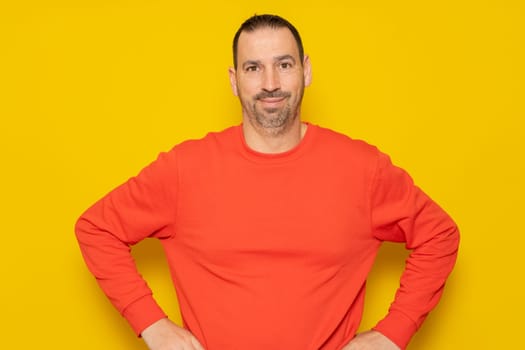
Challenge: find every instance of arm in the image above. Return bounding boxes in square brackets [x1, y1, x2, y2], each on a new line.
[366, 152, 460, 349]
[75, 150, 179, 335]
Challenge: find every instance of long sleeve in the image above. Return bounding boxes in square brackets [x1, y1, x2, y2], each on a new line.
[370, 152, 460, 349]
[75, 150, 179, 335]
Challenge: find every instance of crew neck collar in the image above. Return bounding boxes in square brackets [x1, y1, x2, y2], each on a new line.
[237, 122, 316, 163]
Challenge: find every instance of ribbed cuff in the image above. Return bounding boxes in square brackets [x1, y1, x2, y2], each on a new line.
[122, 294, 167, 336]
[373, 310, 418, 350]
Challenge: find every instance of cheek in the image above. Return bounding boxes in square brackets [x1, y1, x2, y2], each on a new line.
[283, 74, 304, 91]
[238, 76, 261, 92]
[237, 86, 254, 100]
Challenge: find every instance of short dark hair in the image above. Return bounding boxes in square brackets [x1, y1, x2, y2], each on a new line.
[232, 14, 304, 69]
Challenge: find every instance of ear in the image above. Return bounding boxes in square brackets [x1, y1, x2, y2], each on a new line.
[228, 67, 239, 96]
[303, 55, 312, 87]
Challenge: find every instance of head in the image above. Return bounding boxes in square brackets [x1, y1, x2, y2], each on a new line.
[229, 14, 312, 136]
[232, 14, 304, 70]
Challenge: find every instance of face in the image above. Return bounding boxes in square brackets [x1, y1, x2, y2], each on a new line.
[229, 27, 312, 135]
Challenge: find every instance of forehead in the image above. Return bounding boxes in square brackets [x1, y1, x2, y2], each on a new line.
[237, 27, 299, 62]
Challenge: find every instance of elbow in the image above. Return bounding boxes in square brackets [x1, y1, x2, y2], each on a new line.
[74, 214, 89, 243]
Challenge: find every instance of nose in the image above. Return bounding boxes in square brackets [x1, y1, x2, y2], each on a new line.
[262, 67, 280, 92]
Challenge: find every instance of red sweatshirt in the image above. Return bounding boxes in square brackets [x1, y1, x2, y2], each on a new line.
[75, 124, 459, 349]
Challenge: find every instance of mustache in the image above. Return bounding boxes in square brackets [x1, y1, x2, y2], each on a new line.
[254, 91, 291, 100]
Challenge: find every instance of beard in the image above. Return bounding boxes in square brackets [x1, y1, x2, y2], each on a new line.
[244, 89, 302, 135]
[254, 102, 291, 129]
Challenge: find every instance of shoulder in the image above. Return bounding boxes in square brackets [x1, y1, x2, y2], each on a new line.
[309, 123, 380, 160]
[169, 125, 240, 154]
[157, 126, 241, 171]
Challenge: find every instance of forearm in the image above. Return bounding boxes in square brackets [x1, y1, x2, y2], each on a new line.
[370, 151, 460, 348]
[75, 151, 178, 334]
[374, 216, 459, 348]
[75, 211, 167, 334]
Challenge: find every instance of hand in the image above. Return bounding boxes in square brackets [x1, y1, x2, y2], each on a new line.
[342, 330, 400, 350]
[141, 318, 205, 350]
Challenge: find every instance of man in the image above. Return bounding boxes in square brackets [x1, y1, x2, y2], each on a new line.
[76, 14, 459, 350]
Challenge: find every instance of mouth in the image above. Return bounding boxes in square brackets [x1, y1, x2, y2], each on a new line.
[255, 92, 290, 108]
[255, 90, 291, 100]
[259, 97, 286, 106]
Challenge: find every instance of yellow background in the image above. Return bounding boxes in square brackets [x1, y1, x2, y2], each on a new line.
[1, 0, 523, 349]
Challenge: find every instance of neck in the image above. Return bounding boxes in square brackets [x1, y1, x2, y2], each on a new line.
[243, 119, 307, 154]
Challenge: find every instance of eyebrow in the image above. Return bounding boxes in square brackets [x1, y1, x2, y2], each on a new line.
[242, 60, 261, 70]
[274, 54, 296, 64]
[241, 55, 297, 70]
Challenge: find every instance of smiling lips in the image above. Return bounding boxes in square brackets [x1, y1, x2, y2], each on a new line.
[255, 90, 291, 99]
[255, 91, 291, 107]
[259, 97, 286, 105]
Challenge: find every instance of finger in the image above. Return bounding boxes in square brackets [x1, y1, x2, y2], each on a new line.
[190, 336, 205, 350]
[342, 340, 356, 350]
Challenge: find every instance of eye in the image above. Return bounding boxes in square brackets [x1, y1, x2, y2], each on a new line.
[245, 65, 259, 72]
[279, 62, 293, 70]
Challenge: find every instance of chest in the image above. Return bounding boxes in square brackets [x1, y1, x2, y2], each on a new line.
[173, 156, 375, 270]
